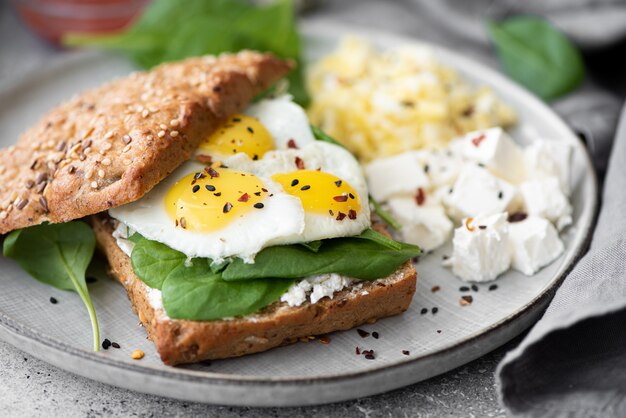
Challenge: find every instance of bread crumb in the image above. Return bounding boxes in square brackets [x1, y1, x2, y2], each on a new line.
[131, 349, 145, 360]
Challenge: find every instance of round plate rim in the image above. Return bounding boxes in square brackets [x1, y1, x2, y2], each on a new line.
[0, 22, 598, 404]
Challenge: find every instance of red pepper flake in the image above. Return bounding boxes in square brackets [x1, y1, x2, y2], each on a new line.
[357, 329, 370, 338]
[238, 193, 250, 202]
[223, 202, 233, 213]
[431, 286, 440, 293]
[207, 167, 219, 178]
[319, 335, 331, 344]
[471, 133, 486, 147]
[336, 212, 347, 221]
[295, 156, 305, 169]
[197, 155, 212, 164]
[460, 295, 473, 306]
[333, 195, 348, 202]
[348, 209, 357, 220]
[508, 212, 528, 223]
[415, 187, 426, 206]
[465, 217, 475, 232]
[363, 350, 376, 360]
[287, 139, 298, 149]
[355, 347, 361, 355]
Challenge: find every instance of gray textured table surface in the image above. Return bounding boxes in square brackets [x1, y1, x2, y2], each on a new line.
[0, 1, 520, 416]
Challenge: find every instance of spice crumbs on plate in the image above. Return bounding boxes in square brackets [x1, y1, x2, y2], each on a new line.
[489, 284, 498, 291]
[460, 295, 473, 306]
[402, 350, 410, 356]
[357, 329, 370, 338]
[319, 336, 331, 345]
[372, 332, 379, 339]
[102, 339, 111, 350]
[131, 350, 145, 360]
[49, 297, 58, 304]
[431, 286, 440, 293]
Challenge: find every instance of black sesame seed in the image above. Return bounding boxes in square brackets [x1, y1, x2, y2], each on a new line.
[86, 277, 97, 284]
[254, 191, 261, 196]
[253, 154, 259, 161]
[402, 350, 410, 356]
[254, 203, 264, 209]
[432, 307, 439, 314]
[102, 339, 111, 350]
[489, 284, 498, 291]
[247, 127, 254, 134]
[232, 117, 241, 122]
[459, 286, 470, 292]
[214, 192, 222, 197]
[365, 353, 375, 360]
[372, 332, 379, 339]
[357, 329, 370, 338]
[223, 202, 233, 213]
[349, 193, 355, 199]
[471, 284, 479, 292]
[424, 164, 430, 173]
[49, 297, 58, 304]
[300, 185, 311, 191]
[335, 180, 342, 187]
[111, 342, 121, 349]
[291, 179, 299, 187]
[420, 308, 428, 315]
[478, 225, 486, 230]
[192, 185, 200, 193]
[498, 191, 503, 199]
[205, 185, 216, 191]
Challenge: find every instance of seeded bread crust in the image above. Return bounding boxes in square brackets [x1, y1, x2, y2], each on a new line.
[0, 52, 292, 234]
[92, 215, 417, 366]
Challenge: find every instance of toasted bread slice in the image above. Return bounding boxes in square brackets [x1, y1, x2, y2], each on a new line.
[92, 215, 417, 366]
[0, 52, 291, 234]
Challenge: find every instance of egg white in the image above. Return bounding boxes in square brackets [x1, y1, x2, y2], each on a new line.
[109, 161, 305, 263]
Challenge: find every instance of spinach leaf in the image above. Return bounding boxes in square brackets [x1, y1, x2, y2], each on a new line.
[487, 17, 585, 100]
[300, 240, 323, 252]
[3, 222, 100, 351]
[162, 264, 293, 321]
[130, 237, 187, 289]
[63, 0, 310, 106]
[222, 233, 420, 281]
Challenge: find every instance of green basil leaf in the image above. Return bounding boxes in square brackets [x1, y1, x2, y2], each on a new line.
[487, 17, 585, 100]
[130, 235, 188, 290]
[3, 222, 100, 351]
[162, 265, 293, 320]
[222, 234, 420, 281]
[63, 0, 310, 106]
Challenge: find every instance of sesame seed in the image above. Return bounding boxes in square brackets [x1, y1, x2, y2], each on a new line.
[170, 130, 179, 137]
[122, 135, 132, 144]
[192, 185, 200, 193]
[39, 196, 49, 213]
[25, 180, 35, 189]
[432, 307, 439, 314]
[142, 109, 149, 118]
[158, 131, 165, 138]
[90, 181, 98, 189]
[104, 131, 114, 139]
[205, 185, 215, 191]
[291, 179, 299, 187]
[122, 144, 132, 153]
[123, 158, 132, 166]
[85, 169, 93, 179]
[300, 185, 311, 191]
[402, 350, 410, 355]
[335, 180, 342, 187]
[0, 211, 7, 219]
[223, 202, 233, 213]
[254, 203, 264, 209]
[98, 169, 105, 178]
[49, 297, 57, 304]
[15, 198, 28, 210]
[102, 158, 111, 166]
[489, 284, 498, 291]
[170, 119, 180, 127]
[102, 142, 112, 150]
[111, 342, 121, 349]
[102, 339, 111, 350]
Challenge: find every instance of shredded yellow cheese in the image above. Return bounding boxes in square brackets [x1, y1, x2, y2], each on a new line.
[307, 37, 517, 162]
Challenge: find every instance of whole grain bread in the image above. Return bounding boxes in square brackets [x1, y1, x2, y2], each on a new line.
[92, 215, 417, 366]
[0, 52, 291, 234]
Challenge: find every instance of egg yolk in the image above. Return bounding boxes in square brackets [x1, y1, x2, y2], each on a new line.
[165, 167, 268, 232]
[198, 114, 274, 160]
[272, 170, 361, 220]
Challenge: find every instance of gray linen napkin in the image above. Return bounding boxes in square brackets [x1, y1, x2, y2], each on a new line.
[308, 0, 625, 415]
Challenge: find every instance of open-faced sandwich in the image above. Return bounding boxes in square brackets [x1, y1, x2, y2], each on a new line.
[0, 52, 420, 365]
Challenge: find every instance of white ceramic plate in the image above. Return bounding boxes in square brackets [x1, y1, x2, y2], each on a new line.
[0, 23, 596, 406]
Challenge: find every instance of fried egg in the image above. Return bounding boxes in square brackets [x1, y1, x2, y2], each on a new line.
[109, 97, 370, 262]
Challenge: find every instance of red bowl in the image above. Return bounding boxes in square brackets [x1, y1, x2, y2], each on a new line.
[12, 0, 150, 45]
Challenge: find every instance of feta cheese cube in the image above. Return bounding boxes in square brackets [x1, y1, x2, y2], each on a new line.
[524, 140, 573, 195]
[451, 213, 511, 282]
[520, 177, 572, 230]
[462, 127, 525, 183]
[386, 197, 453, 252]
[414, 149, 462, 188]
[446, 165, 518, 221]
[508, 216, 564, 275]
[366, 152, 429, 201]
